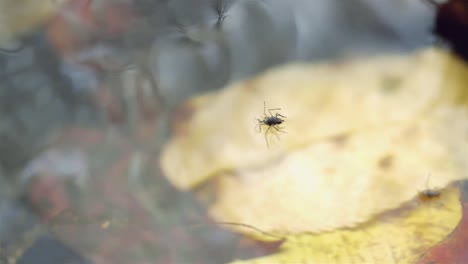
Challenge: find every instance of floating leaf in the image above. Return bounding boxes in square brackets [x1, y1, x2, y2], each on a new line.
[161, 48, 468, 234]
[228, 186, 462, 264]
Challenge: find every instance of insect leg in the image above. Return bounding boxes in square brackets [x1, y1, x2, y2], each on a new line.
[268, 108, 282, 116]
[255, 120, 264, 132]
[275, 113, 287, 118]
[215, 0, 228, 29]
[273, 125, 287, 134]
[264, 126, 272, 147]
[272, 130, 281, 141]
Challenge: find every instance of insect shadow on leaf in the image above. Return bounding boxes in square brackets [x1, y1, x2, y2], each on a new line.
[256, 101, 287, 147]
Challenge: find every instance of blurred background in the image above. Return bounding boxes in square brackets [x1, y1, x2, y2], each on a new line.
[0, 0, 438, 263]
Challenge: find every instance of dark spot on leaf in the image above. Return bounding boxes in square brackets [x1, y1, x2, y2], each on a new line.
[381, 75, 402, 94]
[330, 133, 349, 147]
[378, 154, 394, 170]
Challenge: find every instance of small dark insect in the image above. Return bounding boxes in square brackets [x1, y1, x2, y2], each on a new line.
[420, 189, 441, 199]
[256, 101, 287, 147]
[419, 174, 441, 201]
[215, 0, 228, 29]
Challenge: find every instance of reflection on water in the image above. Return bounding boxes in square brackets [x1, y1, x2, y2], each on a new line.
[0, 0, 435, 263]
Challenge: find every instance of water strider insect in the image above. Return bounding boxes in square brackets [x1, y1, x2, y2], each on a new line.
[256, 101, 287, 147]
[214, 0, 228, 29]
[420, 188, 441, 199]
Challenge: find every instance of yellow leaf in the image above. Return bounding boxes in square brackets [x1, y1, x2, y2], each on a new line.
[228, 186, 462, 264]
[161, 48, 468, 233]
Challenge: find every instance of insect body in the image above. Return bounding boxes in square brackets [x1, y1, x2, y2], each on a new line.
[420, 189, 441, 199]
[256, 101, 287, 147]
